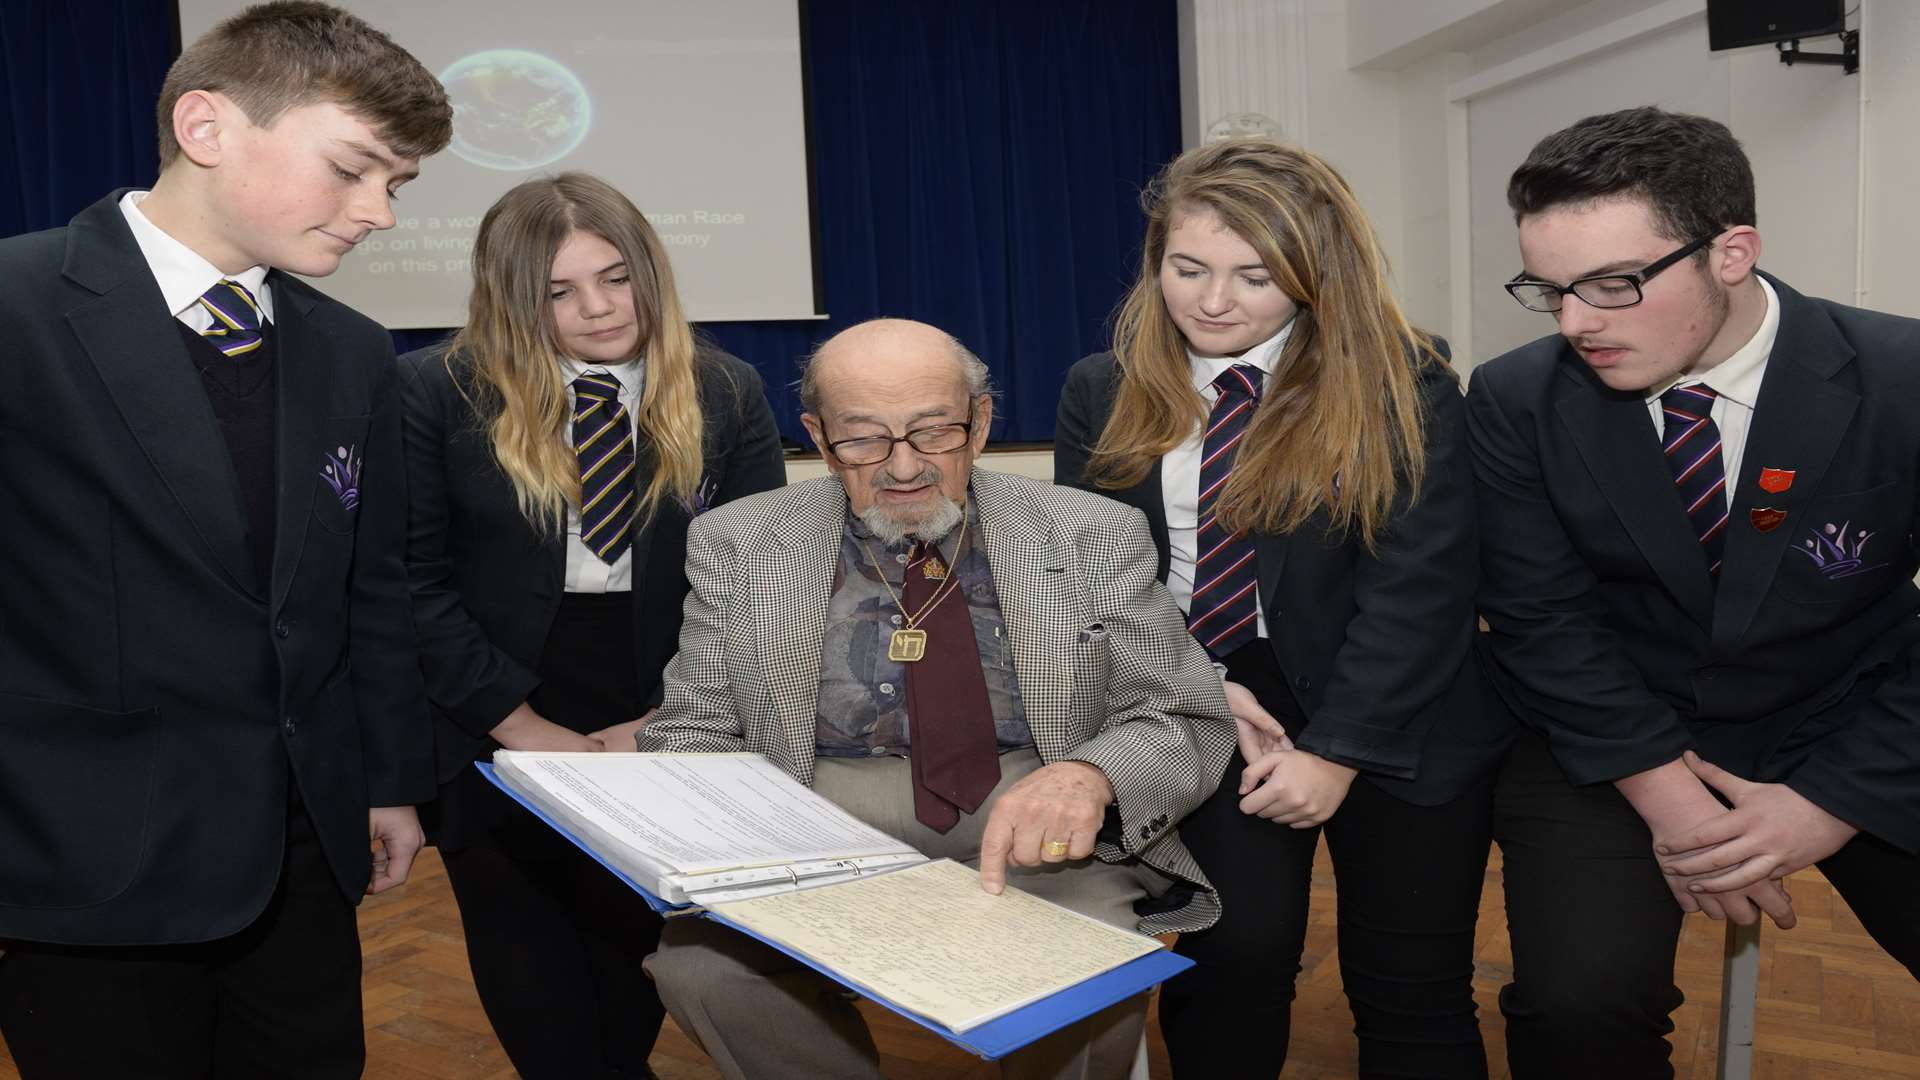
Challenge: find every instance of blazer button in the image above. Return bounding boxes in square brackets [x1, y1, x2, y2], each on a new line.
[1139, 826, 1151, 840]
[1293, 675, 1311, 691]
[284, 715, 298, 737]
[274, 620, 291, 639]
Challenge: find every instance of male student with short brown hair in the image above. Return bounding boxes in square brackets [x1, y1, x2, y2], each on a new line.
[0, 4, 450, 1075]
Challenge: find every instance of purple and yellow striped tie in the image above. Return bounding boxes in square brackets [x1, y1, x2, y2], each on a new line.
[196, 279, 264, 358]
[1188, 364, 1263, 658]
[1661, 383, 1729, 577]
[574, 372, 637, 564]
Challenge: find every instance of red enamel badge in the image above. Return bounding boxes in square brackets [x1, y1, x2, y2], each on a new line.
[1750, 507, 1788, 533]
[1758, 467, 1795, 494]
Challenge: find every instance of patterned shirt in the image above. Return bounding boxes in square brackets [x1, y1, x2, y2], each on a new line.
[814, 499, 1031, 757]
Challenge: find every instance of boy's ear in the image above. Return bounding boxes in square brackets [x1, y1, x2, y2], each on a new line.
[171, 90, 228, 168]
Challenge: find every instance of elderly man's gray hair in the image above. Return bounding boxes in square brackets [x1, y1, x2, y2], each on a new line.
[797, 323, 993, 415]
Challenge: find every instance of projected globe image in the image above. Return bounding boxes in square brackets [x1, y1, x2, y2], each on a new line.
[440, 50, 592, 170]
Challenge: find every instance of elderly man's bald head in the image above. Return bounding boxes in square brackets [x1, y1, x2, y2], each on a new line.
[797, 318, 995, 542]
[799, 319, 991, 417]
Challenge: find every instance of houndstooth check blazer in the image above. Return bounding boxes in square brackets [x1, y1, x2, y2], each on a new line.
[640, 468, 1237, 934]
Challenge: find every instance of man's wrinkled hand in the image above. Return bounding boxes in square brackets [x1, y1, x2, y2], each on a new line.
[367, 805, 424, 895]
[977, 761, 1114, 895]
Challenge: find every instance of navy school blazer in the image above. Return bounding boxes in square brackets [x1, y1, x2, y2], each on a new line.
[1055, 339, 1514, 806]
[0, 191, 432, 944]
[1467, 272, 1920, 851]
[398, 343, 786, 786]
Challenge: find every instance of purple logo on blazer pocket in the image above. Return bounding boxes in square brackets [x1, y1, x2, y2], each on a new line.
[1792, 520, 1885, 580]
[321, 445, 362, 511]
[680, 474, 718, 516]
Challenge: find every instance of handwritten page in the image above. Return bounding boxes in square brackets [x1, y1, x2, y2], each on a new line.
[491, 752, 923, 899]
[708, 859, 1163, 1032]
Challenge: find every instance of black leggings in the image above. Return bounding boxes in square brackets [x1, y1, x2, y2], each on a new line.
[1494, 727, 1920, 1079]
[1159, 645, 1494, 1079]
[435, 590, 665, 1080]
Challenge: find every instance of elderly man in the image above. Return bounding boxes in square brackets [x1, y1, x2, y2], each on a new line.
[638, 318, 1235, 1078]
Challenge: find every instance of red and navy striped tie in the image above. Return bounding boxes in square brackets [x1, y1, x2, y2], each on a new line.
[573, 372, 637, 564]
[1661, 383, 1729, 576]
[1188, 364, 1263, 658]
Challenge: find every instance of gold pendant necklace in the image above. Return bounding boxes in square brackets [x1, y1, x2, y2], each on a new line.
[860, 507, 969, 663]
[887, 628, 928, 662]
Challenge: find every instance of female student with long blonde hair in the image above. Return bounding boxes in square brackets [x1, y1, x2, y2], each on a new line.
[400, 172, 785, 1079]
[1057, 140, 1510, 1078]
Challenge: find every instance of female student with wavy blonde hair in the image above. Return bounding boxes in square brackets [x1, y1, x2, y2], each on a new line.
[1057, 140, 1511, 1077]
[400, 172, 784, 1079]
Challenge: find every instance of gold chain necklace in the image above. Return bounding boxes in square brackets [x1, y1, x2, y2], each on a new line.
[858, 508, 969, 663]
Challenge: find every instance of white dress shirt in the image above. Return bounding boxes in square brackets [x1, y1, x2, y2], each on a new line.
[562, 357, 646, 592]
[1645, 276, 1779, 502]
[118, 190, 274, 330]
[1161, 319, 1295, 639]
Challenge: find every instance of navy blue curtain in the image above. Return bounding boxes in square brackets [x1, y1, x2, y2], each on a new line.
[1, 0, 1179, 443]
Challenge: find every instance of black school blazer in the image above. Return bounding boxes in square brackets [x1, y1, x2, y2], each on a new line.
[1056, 341, 1513, 805]
[1467, 272, 1920, 850]
[0, 191, 432, 944]
[399, 344, 786, 783]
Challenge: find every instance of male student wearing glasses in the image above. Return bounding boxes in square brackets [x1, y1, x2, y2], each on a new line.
[1465, 106, 1920, 1079]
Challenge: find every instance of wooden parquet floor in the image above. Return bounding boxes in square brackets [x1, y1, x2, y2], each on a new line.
[2, 842, 1914, 1079]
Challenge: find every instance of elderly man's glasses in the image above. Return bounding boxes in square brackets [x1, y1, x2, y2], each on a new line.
[824, 401, 977, 466]
[1505, 235, 1715, 313]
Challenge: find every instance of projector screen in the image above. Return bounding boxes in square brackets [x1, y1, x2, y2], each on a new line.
[178, 0, 822, 327]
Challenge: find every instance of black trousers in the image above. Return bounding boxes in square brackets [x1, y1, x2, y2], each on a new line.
[0, 791, 363, 1080]
[1495, 726, 1920, 1079]
[436, 590, 665, 1080]
[1159, 642, 1495, 1079]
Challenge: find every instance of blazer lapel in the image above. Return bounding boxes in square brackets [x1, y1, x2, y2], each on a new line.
[1712, 282, 1859, 647]
[625, 437, 668, 590]
[975, 471, 1078, 763]
[755, 479, 846, 777]
[269, 280, 326, 604]
[62, 197, 259, 599]
[1255, 531, 1289, 619]
[1555, 367, 1717, 630]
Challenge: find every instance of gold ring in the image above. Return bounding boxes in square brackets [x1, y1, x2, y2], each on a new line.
[1043, 839, 1071, 857]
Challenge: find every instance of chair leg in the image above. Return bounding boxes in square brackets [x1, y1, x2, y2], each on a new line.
[1716, 920, 1761, 1080]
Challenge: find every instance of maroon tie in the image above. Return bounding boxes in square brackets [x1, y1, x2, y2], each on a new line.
[903, 539, 1001, 832]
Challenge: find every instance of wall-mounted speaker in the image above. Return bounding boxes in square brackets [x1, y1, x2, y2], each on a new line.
[1707, 0, 1845, 51]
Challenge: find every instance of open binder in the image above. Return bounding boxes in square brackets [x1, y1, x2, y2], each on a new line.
[478, 758, 1193, 1060]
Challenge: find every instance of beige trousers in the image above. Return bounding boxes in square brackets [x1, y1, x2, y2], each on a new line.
[644, 749, 1162, 1079]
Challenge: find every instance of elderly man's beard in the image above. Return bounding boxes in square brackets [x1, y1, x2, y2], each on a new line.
[859, 463, 964, 545]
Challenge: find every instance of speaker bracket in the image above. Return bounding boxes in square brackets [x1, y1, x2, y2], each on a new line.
[1777, 29, 1859, 74]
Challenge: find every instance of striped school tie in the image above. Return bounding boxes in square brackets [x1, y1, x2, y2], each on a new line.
[1188, 364, 1263, 658]
[196, 279, 264, 358]
[573, 372, 637, 564]
[1660, 383, 1729, 577]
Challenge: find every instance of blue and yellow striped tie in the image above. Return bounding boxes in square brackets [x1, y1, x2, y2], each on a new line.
[197, 279, 264, 358]
[573, 372, 636, 564]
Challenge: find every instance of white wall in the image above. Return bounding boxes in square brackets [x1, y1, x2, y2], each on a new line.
[1465, 13, 1733, 362]
[1860, 0, 1920, 316]
[1179, 0, 1916, 375]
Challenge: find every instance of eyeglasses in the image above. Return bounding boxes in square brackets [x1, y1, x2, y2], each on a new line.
[823, 401, 977, 466]
[1505, 236, 1715, 313]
